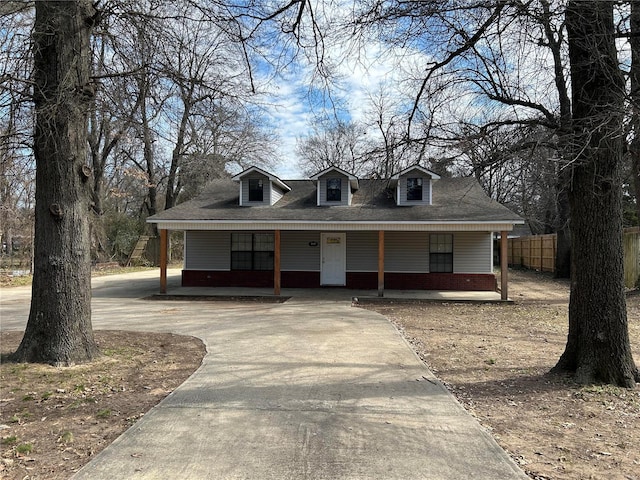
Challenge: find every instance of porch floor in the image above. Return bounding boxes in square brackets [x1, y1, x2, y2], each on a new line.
[156, 279, 508, 303]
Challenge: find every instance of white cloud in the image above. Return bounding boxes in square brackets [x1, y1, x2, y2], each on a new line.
[254, 0, 436, 179]
[261, 38, 426, 178]
[261, 70, 315, 178]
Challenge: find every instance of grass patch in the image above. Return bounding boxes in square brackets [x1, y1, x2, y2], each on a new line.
[0, 274, 32, 287]
[1, 436, 17, 445]
[0, 265, 157, 287]
[9, 411, 32, 423]
[16, 443, 33, 455]
[92, 265, 154, 277]
[102, 346, 140, 359]
[96, 408, 111, 419]
[68, 397, 97, 409]
[59, 431, 73, 444]
[579, 384, 628, 396]
[5, 364, 29, 375]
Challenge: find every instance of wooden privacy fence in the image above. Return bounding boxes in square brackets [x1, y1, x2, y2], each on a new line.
[508, 227, 640, 289]
[624, 227, 640, 289]
[127, 234, 184, 266]
[509, 234, 557, 273]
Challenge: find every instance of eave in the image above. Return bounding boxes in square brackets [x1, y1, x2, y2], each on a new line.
[231, 166, 291, 192]
[148, 219, 524, 232]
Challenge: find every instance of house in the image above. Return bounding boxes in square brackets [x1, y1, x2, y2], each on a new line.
[147, 165, 523, 299]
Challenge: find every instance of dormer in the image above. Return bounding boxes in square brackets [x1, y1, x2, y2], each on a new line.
[232, 166, 291, 206]
[310, 166, 359, 206]
[390, 165, 440, 206]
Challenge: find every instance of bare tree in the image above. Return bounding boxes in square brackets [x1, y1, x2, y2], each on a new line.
[10, 1, 100, 364]
[1, 5, 36, 263]
[353, 0, 575, 274]
[87, 18, 151, 257]
[296, 119, 368, 175]
[629, 1, 640, 225]
[348, 0, 637, 386]
[550, 0, 638, 387]
[363, 86, 414, 178]
[160, 17, 219, 209]
[181, 99, 277, 193]
[0, 0, 295, 365]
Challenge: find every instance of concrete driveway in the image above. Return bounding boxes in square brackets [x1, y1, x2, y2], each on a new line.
[0, 271, 526, 479]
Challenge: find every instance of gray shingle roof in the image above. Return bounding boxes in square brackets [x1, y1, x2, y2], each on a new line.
[147, 177, 522, 223]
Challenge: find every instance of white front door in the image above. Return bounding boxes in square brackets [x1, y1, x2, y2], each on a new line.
[320, 233, 346, 285]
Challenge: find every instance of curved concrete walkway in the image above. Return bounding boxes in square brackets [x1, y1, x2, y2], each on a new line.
[0, 271, 526, 479]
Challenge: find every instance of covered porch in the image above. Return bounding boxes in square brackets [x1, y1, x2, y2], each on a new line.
[156, 228, 513, 301]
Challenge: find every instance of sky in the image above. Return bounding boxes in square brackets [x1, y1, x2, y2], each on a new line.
[253, 6, 421, 180]
[262, 53, 420, 179]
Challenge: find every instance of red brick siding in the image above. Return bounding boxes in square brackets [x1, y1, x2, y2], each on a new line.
[282, 271, 321, 288]
[182, 270, 496, 291]
[385, 272, 496, 291]
[182, 270, 274, 288]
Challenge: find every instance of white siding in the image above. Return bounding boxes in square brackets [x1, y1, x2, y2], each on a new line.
[346, 231, 377, 271]
[241, 173, 270, 205]
[281, 231, 321, 271]
[453, 232, 492, 273]
[318, 173, 350, 206]
[271, 184, 285, 205]
[385, 231, 429, 272]
[185, 231, 230, 270]
[183, 230, 492, 274]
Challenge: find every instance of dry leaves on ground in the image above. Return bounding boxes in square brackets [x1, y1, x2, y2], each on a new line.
[1, 269, 639, 480]
[366, 269, 640, 480]
[0, 331, 205, 480]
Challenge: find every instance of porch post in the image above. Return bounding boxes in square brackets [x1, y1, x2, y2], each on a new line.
[160, 228, 168, 294]
[378, 230, 385, 297]
[500, 231, 508, 300]
[274, 229, 281, 295]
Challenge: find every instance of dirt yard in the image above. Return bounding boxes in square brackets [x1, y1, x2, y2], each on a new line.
[1, 269, 639, 480]
[366, 269, 640, 480]
[0, 331, 205, 479]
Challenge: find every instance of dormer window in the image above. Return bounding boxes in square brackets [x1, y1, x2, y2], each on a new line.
[390, 165, 440, 205]
[249, 179, 264, 202]
[232, 166, 291, 206]
[407, 178, 422, 201]
[310, 166, 358, 206]
[326, 178, 342, 201]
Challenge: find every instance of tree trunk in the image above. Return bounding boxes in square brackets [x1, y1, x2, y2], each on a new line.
[1, 98, 17, 259]
[552, 0, 638, 386]
[541, 0, 572, 278]
[164, 99, 191, 211]
[554, 186, 571, 278]
[141, 97, 158, 218]
[10, 0, 100, 365]
[630, 0, 640, 225]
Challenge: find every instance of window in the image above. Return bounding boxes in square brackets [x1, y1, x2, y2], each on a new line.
[407, 177, 423, 201]
[231, 233, 274, 270]
[326, 178, 342, 201]
[430, 234, 453, 273]
[248, 179, 264, 202]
